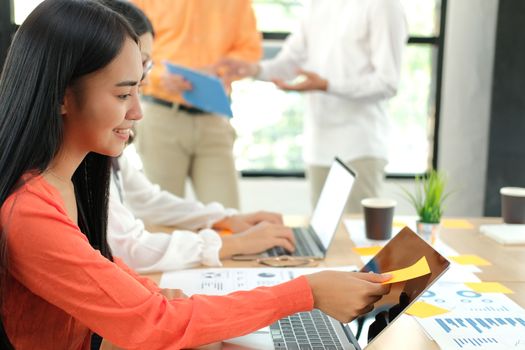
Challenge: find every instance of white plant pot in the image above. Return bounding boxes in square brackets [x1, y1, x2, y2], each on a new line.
[416, 220, 440, 245]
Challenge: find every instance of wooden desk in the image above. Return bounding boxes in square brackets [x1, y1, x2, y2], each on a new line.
[356, 217, 525, 349]
[438, 218, 525, 282]
[146, 215, 362, 282]
[139, 217, 525, 350]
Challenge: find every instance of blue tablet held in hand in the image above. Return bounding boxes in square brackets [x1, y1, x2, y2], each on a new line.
[164, 61, 233, 118]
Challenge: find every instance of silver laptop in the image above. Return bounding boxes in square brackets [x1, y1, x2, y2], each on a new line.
[233, 157, 356, 261]
[224, 227, 451, 349]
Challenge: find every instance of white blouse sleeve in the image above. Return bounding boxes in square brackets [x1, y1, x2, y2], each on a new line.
[108, 173, 223, 273]
[117, 154, 237, 231]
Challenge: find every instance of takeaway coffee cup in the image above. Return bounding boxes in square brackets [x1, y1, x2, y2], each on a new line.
[500, 187, 525, 224]
[361, 198, 397, 240]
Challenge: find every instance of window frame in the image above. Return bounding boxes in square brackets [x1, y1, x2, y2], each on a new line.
[1, 0, 448, 179]
[241, 0, 448, 179]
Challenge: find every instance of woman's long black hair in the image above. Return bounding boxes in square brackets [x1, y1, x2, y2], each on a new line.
[101, 0, 155, 38]
[0, 0, 138, 347]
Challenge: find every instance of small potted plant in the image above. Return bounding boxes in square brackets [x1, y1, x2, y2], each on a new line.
[402, 170, 449, 244]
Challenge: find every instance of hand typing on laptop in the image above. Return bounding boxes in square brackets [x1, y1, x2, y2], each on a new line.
[305, 271, 392, 323]
[212, 211, 285, 233]
[219, 221, 296, 258]
[231, 158, 356, 261]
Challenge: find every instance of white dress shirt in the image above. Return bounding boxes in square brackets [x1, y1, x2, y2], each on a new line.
[258, 0, 408, 166]
[107, 154, 237, 272]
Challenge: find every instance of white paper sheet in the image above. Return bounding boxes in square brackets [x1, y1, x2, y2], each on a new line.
[480, 224, 525, 245]
[414, 283, 525, 349]
[438, 265, 481, 283]
[159, 266, 358, 296]
[417, 311, 525, 349]
[344, 217, 458, 255]
[419, 283, 523, 314]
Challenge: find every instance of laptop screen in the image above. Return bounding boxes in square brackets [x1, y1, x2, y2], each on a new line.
[360, 227, 450, 345]
[310, 158, 355, 250]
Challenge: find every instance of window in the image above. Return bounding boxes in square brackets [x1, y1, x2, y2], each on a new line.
[232, 0, 446, 176]
[251, 0, 306, 33]
[7, 0, 445, 177]
[13, 0, 43, 25]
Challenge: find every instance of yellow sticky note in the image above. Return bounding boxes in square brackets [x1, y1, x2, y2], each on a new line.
[406, 301, 450, 318]
[382, 256, 431, 284]
[352, 246, 382, 256]
[442, 219, 474, 229]
[392, 220, 408, 228]
[448, 255, 492, 266]
[465, 282, 514, 294]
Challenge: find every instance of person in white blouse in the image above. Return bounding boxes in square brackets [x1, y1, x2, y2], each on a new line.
[219, 0, 408, 213]
[109, 154, 294, 273]
[103, 0, 295, 273]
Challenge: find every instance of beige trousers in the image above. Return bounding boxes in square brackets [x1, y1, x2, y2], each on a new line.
[307, 157, 387, 214]
[136, 100, 240, 208]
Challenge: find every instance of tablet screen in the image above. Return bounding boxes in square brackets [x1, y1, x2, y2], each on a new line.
[360, 227, 450, 344]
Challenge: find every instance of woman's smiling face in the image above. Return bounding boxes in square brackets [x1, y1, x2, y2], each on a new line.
[62, 37, 144, 157]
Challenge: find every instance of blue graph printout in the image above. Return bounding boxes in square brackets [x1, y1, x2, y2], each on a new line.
[419, 283, 523, 313]
[415, 283, 525, 349]
[419, 312, 525, 348]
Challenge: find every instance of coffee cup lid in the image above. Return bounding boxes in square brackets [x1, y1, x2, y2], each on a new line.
[500, 187, 525, 197]
[361, 198, 397, 208]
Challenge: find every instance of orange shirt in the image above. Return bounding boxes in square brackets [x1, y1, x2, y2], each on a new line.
[132, 0, 262, 102]
[1, 175, 313, 349]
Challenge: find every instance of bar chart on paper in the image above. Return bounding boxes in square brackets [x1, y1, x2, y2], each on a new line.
[160, 268, 294, 295]
[453, 337, 501, 348]
[435, 316, 525, 334]
[420, 313, 525, 349]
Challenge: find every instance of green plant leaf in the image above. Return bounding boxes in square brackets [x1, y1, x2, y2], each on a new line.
[399, 169, 450, 223]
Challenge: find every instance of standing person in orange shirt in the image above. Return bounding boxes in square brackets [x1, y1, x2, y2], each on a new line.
[0, 1, 393, 349]
[130, 0, 262, 209]
[99, 0, 297, 274]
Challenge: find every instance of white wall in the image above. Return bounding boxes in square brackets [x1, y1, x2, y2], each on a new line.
[437, 0, 499, 216]
[240, 1, 500, 218]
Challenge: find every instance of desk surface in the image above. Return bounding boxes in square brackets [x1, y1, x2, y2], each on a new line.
[144, 216, 525, 350]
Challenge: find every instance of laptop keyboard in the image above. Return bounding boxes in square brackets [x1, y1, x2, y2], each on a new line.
[267, 246, 288, 257]
[270, 310, 344, 350]
[267, 228, 319, 257]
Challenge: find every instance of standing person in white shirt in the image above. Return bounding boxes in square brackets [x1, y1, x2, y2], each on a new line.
[103, 0, 295, 273]
[219, 0, 408, 212]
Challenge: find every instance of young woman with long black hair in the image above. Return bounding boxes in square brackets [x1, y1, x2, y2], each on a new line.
[0, 1, 390, 348]
[101, 0, 299, 273]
